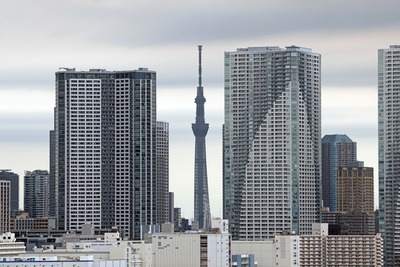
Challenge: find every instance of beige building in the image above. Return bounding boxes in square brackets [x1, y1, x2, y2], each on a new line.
[325, 234, 383, 266]
[231, 240, 275, 267]
[275, 224, 382, 267]
[10, 212, 56, 231]
[337, 164, 374, 214]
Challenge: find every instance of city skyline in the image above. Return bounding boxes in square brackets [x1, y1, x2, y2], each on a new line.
[0, 0, 399, 220]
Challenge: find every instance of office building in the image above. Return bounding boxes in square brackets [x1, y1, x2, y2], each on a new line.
[24, 170, 50, 218]
[337, 162, 374, 214]
[55, 68, 158, 239]
[223, 46, 321, 240]
[10, 214, 56, 232]
[378, 45, 400, 265]
[322, 209, 375, 236]
[174, 207, 182, 232]
[151, 231, 230, 267]
[155, 121, 169, 225]
[321, 134, 357, 212]
[0, 181, 10, 233]
[192, 45, 211, 230]
[0, 170, 19, 211]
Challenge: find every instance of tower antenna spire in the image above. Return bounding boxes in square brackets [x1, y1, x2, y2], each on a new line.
[198, 45, 202, 88]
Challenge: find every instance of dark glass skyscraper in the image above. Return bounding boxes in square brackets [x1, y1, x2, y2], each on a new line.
[192, 45, 211, 230]
[24, 170, 50, 218]
[0, 170, 19, 211]
[321, 134, 357, 212]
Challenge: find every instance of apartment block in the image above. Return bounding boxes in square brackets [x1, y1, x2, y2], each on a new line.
[223, 46, 321, 240]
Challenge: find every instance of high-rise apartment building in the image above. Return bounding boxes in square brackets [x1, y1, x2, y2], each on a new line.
[24, 170, 50, 218]
[155, 121, 169, 225]
[378, 45, 400, 266]
[0, 181, 10, 233]
[321, 134, 357, 212]
[0, 170, 19, 211]
[55, 68, 159, 239]
[223, 46, 321, 240]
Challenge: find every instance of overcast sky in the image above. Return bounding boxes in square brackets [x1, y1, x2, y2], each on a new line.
[0, 0, 399, 219]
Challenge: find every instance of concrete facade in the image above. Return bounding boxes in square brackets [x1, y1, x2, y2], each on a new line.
[24, 170, 50, 218]
[378, 44, 400, 266]
[54, 68, 159, 239]
[223, 46, 321, 240]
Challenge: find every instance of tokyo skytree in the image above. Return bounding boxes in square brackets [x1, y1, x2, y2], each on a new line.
[192, 45, 211, 230]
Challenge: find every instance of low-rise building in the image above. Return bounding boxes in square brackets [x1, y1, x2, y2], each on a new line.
[0, 232, 26, 257]
[0, 255, 126, 267]
[276, 224, 382, 267]
[18, 220, 231, 267]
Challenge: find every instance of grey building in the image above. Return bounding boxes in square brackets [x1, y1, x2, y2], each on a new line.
[54, 68, 157, 239]
[168, 192, 174, 224]
[321, 134, 357, 212]
[0, 170, 19, 211]
[24, 170, 50, 218]
[322, 209, 375, 236]
[378, 45, 400, 266]
[49, 129, 56, 218]
[223, 46, 321, 240]
[0, 180, 10, 233]
[155, 121, 169, 225]
[174, 207, 182, 232]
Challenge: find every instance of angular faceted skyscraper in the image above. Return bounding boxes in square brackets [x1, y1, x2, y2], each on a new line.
[192, 45, 211, 230]
[378, 45, 400, 266]
[223, 46, 321, 240]
[55, 68, 158, 239]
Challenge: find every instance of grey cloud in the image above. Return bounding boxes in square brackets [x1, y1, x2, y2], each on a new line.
[322, 66, 376, 87]
[2, 1, 400, 47]
[0, 129, 50, 143]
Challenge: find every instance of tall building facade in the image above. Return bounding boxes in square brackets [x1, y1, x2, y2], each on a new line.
[0, 181, 10, 233]
[155, 121, 169, 225]
[337, 162, 374, 214]
[378, 45, 400, 266]
[168, 192, 174, 224]
[55, 68, 158, 239]
[321, 134, 357, 212]
[24, 170, 50, 218]
[223, 46, 321, 240]
[192, 45, 211, 230]
[49, 129, 57, 218]
[0, 170, 19, 211]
